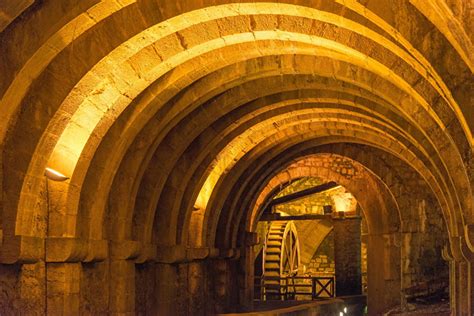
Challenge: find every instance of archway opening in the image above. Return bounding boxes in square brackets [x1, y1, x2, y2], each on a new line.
[240, 153, 450, 315]
[254, 176, 365, 313]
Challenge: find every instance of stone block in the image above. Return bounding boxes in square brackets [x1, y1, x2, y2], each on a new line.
[0, 235, 43, 264]
[155, 245, 186, 263]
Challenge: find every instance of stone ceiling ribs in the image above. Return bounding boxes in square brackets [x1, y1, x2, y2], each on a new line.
[0, 0, 472, 314]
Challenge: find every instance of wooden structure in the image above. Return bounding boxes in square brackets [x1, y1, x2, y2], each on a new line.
[261, 221, 300, 300]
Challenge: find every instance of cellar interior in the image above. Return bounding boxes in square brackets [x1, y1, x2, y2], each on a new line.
[0, 0, 472, 315]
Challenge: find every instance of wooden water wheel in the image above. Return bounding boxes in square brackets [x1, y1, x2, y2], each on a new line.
[262, 221, 300, 299]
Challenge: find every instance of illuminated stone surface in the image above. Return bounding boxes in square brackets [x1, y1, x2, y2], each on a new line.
[0, 0, 472, 315]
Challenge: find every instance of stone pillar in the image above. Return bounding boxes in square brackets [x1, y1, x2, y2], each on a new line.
[157, 260, 213, 315]
[209, 259, 230, 313]
[46, 262, 81, 315]
[0, 261, 46, 314]
[109, 260, 135, 315]
[186, 261, 208, 315]
[442, 238, 474, 316]
[333, 217, 362, 296]
[80, 261, 110, 314]
[367, 233, 401, 315]
[152, 258, 241, 315]
[134, 262, 155, 314]
[240, 246, 254, 310]
[154, 261, 211, 316]
[154, 263, 180, 315]
[208, 258, 240, 314]
[470, 262, 474, 315]
[447, 259, 472, 316]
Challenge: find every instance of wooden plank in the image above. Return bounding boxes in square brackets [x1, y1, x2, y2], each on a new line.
[267, 181, 339, 208]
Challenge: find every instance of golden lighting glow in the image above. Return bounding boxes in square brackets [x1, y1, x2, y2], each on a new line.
[46, 2, 462, 188]
[16, 1, 468, 242]
[327, 185, 343, 192]
[334, 0, 472, 144]
[49, 26, 449, 186]
[332, 192, 356, 213]
[0, 0, 136, 144]
[194, 105, 401, 214]
[410, 0, 473, 72]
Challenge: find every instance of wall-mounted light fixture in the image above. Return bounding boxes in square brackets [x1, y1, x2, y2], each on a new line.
[44, 167, 69, 182]
[43, 167, 68, 315]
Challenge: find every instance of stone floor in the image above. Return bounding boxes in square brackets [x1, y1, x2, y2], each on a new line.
[388, 295, 450, 316]
[389, 302, 450, 316]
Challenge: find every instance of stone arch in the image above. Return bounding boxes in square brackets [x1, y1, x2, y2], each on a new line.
[215, 139, 450, 313]
[0, 2, 466, 252]
[0, 1, 472, 315]
[243, 153, 402, 312]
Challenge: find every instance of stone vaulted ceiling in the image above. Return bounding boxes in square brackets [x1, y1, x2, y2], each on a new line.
[0, 0, 472, 314]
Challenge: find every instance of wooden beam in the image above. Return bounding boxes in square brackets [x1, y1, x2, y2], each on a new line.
[265, 181, 339, 212]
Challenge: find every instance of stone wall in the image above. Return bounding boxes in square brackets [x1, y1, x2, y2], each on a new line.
[0, 256, 244, 315]
[361, 241, 367, 293]
[274, 153, 359, 216]
[0, 262, 45, 315]
[81, 261, 109, 314]
[258, 157, 365, 286]
[306, 231, 335, 276]
[264, 156, 362, 280]
[334, 218, 362, 296]
[401, 197, 448, 289]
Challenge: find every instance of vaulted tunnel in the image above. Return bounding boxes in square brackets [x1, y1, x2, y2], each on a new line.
[0, 1, 472, 315]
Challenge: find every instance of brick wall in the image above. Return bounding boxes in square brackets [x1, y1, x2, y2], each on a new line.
[334, 217, 362, 296]
[305, 231, 335, 276]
